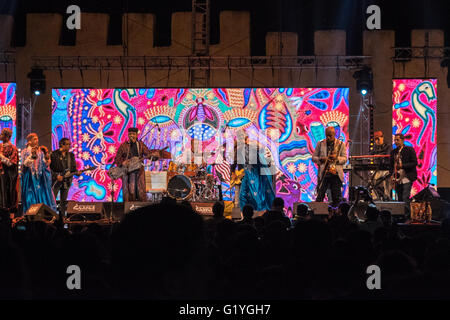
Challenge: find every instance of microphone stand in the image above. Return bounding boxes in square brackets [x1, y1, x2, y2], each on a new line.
[109, 179, 115, 223]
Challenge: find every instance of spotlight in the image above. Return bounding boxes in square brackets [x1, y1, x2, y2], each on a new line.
[27, 68, 46, 96]
[353, 66, 373, 96]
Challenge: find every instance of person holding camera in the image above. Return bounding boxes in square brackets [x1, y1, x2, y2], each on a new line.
[20, 133, 56, 214]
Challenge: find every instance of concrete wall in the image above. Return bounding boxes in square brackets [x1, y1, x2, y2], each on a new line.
[0, 12, 448, 187]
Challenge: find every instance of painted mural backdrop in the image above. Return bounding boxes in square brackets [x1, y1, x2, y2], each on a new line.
[393, 79, 437, 196]
[52, 88, 349, 212]
[0, 83, 16, 144]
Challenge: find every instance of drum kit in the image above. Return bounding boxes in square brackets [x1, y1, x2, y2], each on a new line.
[108, 147, 221, 201]
[166, 162, 221, 201]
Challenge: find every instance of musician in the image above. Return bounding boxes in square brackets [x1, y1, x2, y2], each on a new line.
[237, 131, 275, 212]
[312, 126, 347, 207]
[370, 131, 392, 200]
[114, 127, 159, 202]
[229, 132, 245, 208]
[0, 128, 19, 214]
[390, 133, 417, 219]
[50, 138, 81, 216]
[21, 133, 57, 214]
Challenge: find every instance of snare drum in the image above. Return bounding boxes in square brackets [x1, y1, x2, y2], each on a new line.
[167, 175, 194, 200]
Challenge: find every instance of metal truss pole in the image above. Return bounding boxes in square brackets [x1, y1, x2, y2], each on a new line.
[17, 97, 32, 149]
[191, 0, 210, 87]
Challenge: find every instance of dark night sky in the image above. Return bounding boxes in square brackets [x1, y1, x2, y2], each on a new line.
[1, 0, 449, 55]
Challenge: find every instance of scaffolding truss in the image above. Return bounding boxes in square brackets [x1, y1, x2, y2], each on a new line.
[31, 55, 371, 71]
[17, 97, 33, 149]
[191, 0, 210, 87]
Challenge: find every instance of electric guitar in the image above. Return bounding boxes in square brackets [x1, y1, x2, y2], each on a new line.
[224, 168, 245, 193]
[230, 168, 245, 188]
[52, 166, 96, 188]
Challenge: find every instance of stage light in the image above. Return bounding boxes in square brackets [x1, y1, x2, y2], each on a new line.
[353, 66, 373, 96]
[27, 68, 46, 96]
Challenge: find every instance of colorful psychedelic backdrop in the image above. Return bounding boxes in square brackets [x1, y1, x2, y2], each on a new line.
[393, 79, 437, 196]
[52, 88, 349, 212]
[0, 83, 16, 144]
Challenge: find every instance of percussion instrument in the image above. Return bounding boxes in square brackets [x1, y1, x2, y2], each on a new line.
[167, 174, 194, 200]
[184, 163, 198, 177]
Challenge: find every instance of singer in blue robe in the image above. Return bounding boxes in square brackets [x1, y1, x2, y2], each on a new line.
[21, 134, 57, 214]
[238, 138, 275, 212]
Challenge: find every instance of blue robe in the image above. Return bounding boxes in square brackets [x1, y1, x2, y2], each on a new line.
[239, 148, 275, 212]
[21, 147, 57, 214]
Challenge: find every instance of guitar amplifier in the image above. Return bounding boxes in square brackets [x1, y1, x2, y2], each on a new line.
[66, 202, 105, 221]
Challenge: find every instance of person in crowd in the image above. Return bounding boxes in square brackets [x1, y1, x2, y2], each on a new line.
[238, 204, 255, 226]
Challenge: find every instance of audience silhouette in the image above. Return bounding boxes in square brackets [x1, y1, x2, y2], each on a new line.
[0, 198, 449, 299]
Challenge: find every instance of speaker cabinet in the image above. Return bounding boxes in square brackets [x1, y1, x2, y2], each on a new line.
[124, 202, 151, 214]
[293, 202, 330, 215]
[373, 201, 405, 215]
[25, 203, 58, 222]
[67, 202, 105, 221]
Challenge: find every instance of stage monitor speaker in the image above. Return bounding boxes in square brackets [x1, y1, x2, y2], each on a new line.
[67, 202, 105, 221]
[413, 186, 440, 201]
[124, 202, 151, 214]
[293, 202, 329, 215]
[373, 201, 405, 215]
[192, 202, 215, 216]
[25, 203, 58, 222]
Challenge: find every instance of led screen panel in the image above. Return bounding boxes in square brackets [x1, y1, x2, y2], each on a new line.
[52, 88, 349, 213]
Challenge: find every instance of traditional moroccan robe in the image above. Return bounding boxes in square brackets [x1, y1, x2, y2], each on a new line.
[114, 140, 154, 202]
[21, 146, 57, 214]
[238, 144, 276, 212]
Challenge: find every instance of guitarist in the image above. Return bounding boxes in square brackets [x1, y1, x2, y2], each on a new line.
[114, 127, 160, 202]
[230, 139, 245, 208]
[312, 126, 347, 207]
[50, 138, 81, 216]
[389, 133, 417, 219]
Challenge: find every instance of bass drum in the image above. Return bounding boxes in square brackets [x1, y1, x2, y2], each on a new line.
[167, 175, 194, 200]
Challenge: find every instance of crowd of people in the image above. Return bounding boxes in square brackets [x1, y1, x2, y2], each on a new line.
[1, 197, 450, 300]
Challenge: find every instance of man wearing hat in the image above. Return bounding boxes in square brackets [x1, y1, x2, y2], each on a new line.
[114, 127, 160, 202]
[369, 131, 392, 200]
